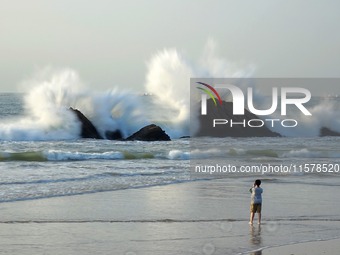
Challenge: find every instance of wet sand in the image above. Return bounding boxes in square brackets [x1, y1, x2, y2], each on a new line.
[0, 179, 339, 254]
[262, 238, 340, 255]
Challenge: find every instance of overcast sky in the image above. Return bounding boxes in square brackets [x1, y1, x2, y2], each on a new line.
[1, 0, 339, 94]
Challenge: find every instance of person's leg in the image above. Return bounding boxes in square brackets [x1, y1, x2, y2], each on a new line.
[258, 212, 261, 224]
[249, 212, 255, 224]
[257, 204, 262, 224]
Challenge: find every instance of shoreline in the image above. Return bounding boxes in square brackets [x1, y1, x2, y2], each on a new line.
[1, 179, 340, 254]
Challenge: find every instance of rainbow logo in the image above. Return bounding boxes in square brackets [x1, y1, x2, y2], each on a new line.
[196, 82, 223, 106]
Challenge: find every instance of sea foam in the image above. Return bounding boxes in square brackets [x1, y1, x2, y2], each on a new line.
[144, 39, 252, 138]
[0, 69, 148, 141]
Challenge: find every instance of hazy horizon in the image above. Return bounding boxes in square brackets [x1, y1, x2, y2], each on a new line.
[1, 0, 340, 95]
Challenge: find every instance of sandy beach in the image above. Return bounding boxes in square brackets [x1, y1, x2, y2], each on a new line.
[1, 178, 340, 255]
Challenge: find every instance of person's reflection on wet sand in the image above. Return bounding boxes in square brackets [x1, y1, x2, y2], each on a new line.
[249, 225, 262, 255]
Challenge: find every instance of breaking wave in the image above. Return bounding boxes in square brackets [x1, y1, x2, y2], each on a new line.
[0, 69, 148, 141]
[1, 40, 339, 140]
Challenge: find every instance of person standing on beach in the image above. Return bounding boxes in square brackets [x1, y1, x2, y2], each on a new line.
[249, 179, 263, 225]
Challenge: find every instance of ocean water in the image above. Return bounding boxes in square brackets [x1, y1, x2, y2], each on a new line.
[0, 93, 190, 202]
[1, 62, 340, 254]
[1, 84, 340, 254]
[2, 91, 338, 203]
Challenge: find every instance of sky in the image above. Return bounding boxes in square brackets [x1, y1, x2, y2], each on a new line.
[1, 0, 340, 94]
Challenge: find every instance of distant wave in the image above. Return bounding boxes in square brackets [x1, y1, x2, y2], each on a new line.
[0, 170, 181, 187]
[1, 147, 340, 162]
[0, 149, 190, 162]
[192, 147, 340, 159]
[282, 148, 340, 158]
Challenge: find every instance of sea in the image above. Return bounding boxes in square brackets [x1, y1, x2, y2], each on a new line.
[0, 92, 191, 202]
[1, 71, 340, 254]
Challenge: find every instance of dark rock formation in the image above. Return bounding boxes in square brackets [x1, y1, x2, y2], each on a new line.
[69, 107, 103, 139]
[70, 107, 171, 141]
[196, 100, 281, 137]
[69, 108, 170, 141]
[320, 127, 340, 137]
[126, 124, 171, 141]
[105, 130, 123, 140]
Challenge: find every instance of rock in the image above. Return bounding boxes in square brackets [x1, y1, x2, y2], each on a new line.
[69, 108, 170, 141]
[69, 107, 103, 139]
[126, 124, 171, 141]
[320, 127, 340, 136]
[196, 100, 281, 137]
[105, 130, 123, 140]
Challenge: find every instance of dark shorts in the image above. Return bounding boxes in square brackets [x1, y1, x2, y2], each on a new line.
[250, 203, 262, 213]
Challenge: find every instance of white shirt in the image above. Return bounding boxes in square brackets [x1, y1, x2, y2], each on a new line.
[250, 187, 263, 204]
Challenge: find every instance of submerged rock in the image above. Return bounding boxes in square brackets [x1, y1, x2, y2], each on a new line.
[126, 124, 171, 141]
[320, 127, 340, 137]
[196, 100, 281, 137]
[69, 107, 103, 139]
